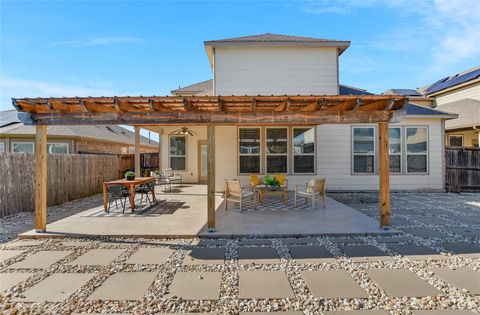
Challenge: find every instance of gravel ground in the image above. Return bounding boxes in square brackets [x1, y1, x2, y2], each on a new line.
[0, 192, 479, 314]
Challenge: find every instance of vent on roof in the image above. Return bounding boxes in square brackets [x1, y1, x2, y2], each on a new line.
[106, 126, 114, 132]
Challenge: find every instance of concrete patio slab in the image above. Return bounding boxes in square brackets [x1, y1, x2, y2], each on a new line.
[0, 272, 34, 291]
[58, 240, 92, 247]
[9, 250, 72, 269]
[388, 244, 437, 256]
[302, 270, 368, 298]
[5, 239, 45, 247]
[238, 271, 295, 299]
[238, 247, 280, 264]
[126, 247, 174, 265]
[429, 267, 480, 294]
[439, 242, 480, 254]
[339, 245, 391, 262]
[324, 311, 389, 315]
[366, 269, 440, 297]
[15, 273, 94, 302]
[183, 247, 225, 265]
[288, 245, 335, 263]
[402, 228, 449, 239]
[68, 248, 125, 266]
[0, 249, 25, 263]
[166, 271, 222, 300]
[88, 272, 157, 301]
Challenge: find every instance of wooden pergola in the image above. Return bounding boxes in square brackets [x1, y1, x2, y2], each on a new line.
[13, 95, 408, 233]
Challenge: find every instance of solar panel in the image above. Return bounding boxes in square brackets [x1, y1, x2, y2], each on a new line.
[426, 68, 480, 94]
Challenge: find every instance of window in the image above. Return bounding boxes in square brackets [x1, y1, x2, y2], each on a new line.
[169, 136, 186, 170]
[12, 142, 34, 153]
[0, 142, 4, 153]
[47, 143, 69, 154]
[238, 128, 261, 173]
[406, 127, 428, 173]
[448, 135, 463, 147]
[389, 127, 401, 173]
[265, 127, 288, 173]
[352, 127, 375, 174]
[293, 127, 315, 173]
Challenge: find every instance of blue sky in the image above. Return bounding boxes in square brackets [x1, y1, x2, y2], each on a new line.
[1, 0, 479, 113]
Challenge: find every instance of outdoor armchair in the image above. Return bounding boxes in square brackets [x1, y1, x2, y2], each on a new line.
[135, 182, 155, 206]
[107, 185, 129, 214]
[225, 179, 255, 213]
[294, 178, 326, 210]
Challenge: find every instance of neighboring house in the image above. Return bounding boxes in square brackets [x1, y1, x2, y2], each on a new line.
[385, 66, 480, 147]
[0, 109, 159, 154]
[162, 33, 455, 191]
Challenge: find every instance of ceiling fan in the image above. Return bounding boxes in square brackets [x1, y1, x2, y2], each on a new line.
[170, 127, 197, 136]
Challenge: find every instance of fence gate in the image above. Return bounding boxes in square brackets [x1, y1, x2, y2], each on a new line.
[445, 146, 480, 192]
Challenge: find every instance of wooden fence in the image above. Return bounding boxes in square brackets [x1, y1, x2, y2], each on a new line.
[445, 146, 480, 192]
[0, 153, 120, 218]
[118, 153, 160, 176]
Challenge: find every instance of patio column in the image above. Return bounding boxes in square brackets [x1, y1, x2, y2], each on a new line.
[158, 132, 162, 171]
[35, 125, 47, 232]
[207, 124, 216, 231]
[134, 126, 141, 177]
[378, 121, 390, 228]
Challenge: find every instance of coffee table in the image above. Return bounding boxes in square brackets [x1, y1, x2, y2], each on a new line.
[256, 187, 288, 207]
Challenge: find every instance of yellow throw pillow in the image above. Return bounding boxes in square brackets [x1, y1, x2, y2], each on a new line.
[306, 179, 315, 193]
[249, 175, 260, 186]
[274, 174, 286, 185]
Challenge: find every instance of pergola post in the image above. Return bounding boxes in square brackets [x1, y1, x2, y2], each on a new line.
[378, 122, 390, 228]
[134, 126, 141, 177]
[35, 125, 47, 232]
[207, 124, 216, 231]
[158, 132, 162, 171]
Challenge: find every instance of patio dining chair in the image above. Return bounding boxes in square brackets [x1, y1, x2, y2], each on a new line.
[107, 185, 129, 214]
[225, 180, 255, 213]
[135, 182, 155, 206]
[294, 178, 326, 210]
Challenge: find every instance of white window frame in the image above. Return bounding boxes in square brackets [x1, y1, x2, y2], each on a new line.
[405, 126, 429, 174]
[388, 127, 402, 174]
[265, 127, 289, 174]
[47, 142, 69, 154]
[169, 135, 187, 171]
[448, 134, 463, 147]
[0, 141, 5, 153]
[352, 126, 376, 174]
[238, 127, 262, 174]
[292, 127, 316, 174]
[11, 141, 34, 153]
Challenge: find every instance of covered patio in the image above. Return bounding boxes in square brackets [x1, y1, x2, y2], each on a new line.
[13, 94, 408, 237]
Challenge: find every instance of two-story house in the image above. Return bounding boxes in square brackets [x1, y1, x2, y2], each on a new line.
[153, 33, 455, 191]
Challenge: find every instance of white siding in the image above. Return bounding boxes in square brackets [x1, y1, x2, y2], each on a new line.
[214, 46, 338, 96]
[435, 81, 480, 106]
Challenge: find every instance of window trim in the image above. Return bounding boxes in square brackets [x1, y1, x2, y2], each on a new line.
[351, 126, 376, 175]
[388, 127, 402, 174]
[405, 126, 429, 174]
[448, 134, 463, 147]
[0, 141, 5, 153]
[264, 126, 289, 174]
[168, 135, 187, 171]
[11, 141, 35, 153]
[292, 126, 316, 174]
[47, 142, 69, 154]
[238, 127, 262, 174]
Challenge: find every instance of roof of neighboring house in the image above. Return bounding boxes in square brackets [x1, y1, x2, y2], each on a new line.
[0, 112, 158, 148]
[436, 99, 480, 130]
[404, 103, 456, 118]
[0, 109, 21, 127]
[383, 89, 422, 96]
[171, 79, 374, 96]
[422, 66, 480, 95]
[204, 33, 348, 44]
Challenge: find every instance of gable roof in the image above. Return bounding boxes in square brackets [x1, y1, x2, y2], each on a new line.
[404, 103, 456, 118]
[0, 113, 158, 148]
[422, 66, 480, 95]
[437, 99, 480, 130]
[383, 89, 422, 96]
[205, 33, 347, 44]
[339, 85, 374, 96]
[0, 109, 21, 128]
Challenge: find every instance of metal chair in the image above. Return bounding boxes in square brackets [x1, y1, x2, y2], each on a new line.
[107, 185, 129, 213]
[294, 178, 326, 210]
[225, 180, 255, 212]
[135, 182, 155, 206]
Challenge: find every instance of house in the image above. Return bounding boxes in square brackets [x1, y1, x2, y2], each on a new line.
[0, 109, 159, 154]
[159, 33, 455, 191]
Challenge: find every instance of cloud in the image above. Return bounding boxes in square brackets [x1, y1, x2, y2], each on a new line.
[51, 36, 142, 47]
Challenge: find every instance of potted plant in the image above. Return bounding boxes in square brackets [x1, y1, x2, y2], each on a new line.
[262, 174, 280, 191]
[125, 171, 135, 181]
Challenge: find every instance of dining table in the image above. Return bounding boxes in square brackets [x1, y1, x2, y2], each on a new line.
[103, 176, 157, 212]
